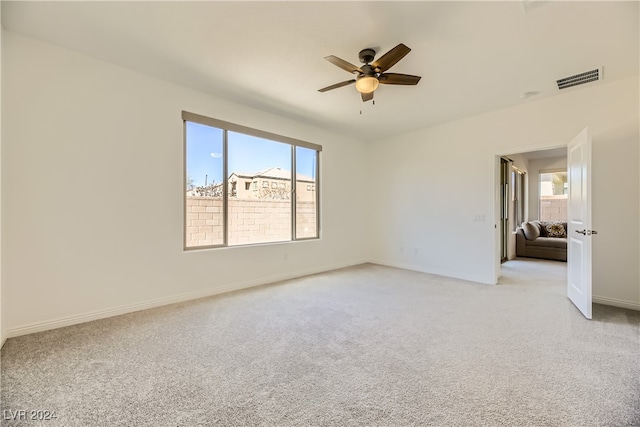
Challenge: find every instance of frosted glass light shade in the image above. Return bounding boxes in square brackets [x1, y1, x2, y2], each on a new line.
[355, 76, 379, 94]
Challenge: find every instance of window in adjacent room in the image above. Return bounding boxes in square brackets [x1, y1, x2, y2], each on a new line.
[183, 111, 321, 249]
[511, 167, 526, 231]
[539, 170, 567, 222]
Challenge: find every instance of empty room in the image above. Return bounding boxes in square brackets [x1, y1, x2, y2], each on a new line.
[1, 2, 639, 426]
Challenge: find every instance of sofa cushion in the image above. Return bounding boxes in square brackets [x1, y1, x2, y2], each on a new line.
[545, 222, 567, 238]
[526, 236, 567, 249]
[522, 222, 540, 240]
[533, 220, 547, 236]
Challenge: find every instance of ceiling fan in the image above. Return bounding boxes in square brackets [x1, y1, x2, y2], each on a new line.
[318, 43, 421, 102]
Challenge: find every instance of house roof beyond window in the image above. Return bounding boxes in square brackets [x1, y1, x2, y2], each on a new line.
[230, 167, 314, 183]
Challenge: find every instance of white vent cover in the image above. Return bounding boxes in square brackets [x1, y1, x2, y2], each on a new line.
[556, 67, 603, 90]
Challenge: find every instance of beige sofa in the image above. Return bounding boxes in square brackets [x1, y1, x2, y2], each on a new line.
[515, 220, 567, 262]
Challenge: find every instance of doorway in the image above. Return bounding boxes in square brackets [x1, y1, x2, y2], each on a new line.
[494, 129, 594, 320]
[494, 146, 568, 280]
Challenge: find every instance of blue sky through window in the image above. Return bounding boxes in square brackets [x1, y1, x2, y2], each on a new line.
[186, 122, 317, 188]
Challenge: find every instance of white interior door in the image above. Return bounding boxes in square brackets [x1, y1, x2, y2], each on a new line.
[567, 128, 593, 319]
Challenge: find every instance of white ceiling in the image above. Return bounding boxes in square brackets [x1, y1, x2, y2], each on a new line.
[2, 1, 638, 141]
[516, 147, 566, 160]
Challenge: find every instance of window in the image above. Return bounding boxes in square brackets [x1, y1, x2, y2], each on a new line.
[296, 146, 318, 239]
[539, 170, 567, 222]
[183, 111, 321, 249]
[511, 167, 526, 231]
[184, 122, 224, 247]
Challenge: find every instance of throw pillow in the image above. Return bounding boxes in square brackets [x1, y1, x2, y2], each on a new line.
[536, 221, 549, 237]
[522, 222, 540, 240]
[545, 222, 567, 238]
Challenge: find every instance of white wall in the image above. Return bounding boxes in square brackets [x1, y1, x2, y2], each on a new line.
[527, 156, 568, 221]
[367, 76, 640, 310]
[592, 127, 640, 309]
[2, 31, 369, 336]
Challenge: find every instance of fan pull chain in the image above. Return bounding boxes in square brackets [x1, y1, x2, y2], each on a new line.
[360, 99, 376, 115]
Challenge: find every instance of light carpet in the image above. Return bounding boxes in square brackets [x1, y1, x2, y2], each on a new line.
[1, 260, 639, 426]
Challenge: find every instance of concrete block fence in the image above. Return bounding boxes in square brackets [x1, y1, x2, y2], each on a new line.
[186, 196, 317, 247]
[539, 195, 568, 222]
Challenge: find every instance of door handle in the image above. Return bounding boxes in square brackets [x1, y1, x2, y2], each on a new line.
[575, 230, 598, 235]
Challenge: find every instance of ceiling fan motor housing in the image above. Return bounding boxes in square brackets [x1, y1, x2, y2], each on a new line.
[360, 64, 376, 77]
[358, 48, 376, 64]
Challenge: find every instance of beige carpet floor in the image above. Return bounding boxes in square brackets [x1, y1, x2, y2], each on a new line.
[1, 260, 639, 426]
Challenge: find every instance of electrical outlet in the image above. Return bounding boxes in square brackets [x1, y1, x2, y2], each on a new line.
[474, 214, 485, 222]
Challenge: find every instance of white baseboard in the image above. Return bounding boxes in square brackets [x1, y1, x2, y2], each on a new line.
[593, 295, 640, 311]
[368, 259, 495, 285]
[6, 259, 368, 339]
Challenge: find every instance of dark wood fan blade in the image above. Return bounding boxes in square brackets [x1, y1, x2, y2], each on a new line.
[378, 73, 421, 85]
[361, 91, 374, 102]
[318, 79, 356, 92]
[324, 55, 363, 74]
[371, 43, 411, 73]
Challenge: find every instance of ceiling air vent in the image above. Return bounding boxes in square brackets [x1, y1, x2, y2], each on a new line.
[556, 67, 602, 90]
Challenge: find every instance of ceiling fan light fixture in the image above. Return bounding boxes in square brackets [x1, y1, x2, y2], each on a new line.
[355, 76, 379, 94]
[319, 43, 419, 102]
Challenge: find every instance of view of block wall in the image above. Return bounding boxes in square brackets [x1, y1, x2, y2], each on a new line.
[540, 195, 567, 222]
[295, 203, 317, 239]
[185, 196, 316, 247]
